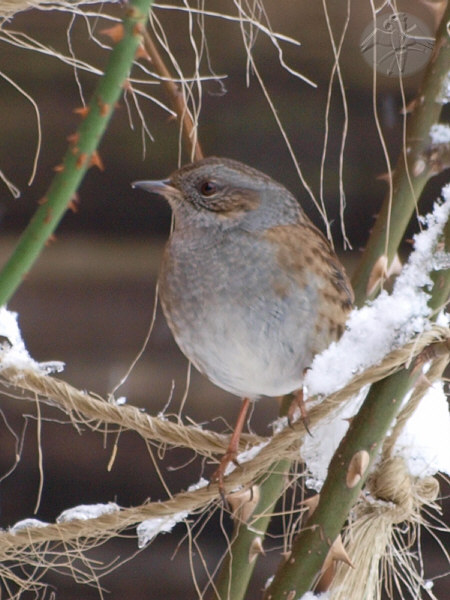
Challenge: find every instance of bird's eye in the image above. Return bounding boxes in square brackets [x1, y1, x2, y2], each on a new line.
[199, 181, 217, 196]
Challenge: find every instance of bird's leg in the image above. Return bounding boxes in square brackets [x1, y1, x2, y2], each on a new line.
[288, 387, 312, 435]
[211, 396, 251, 495]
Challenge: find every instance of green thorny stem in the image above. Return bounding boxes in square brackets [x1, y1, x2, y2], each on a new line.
[211, 397, 293, 600]
[351, 4, 450, 306]
[0, 0, 154, 306]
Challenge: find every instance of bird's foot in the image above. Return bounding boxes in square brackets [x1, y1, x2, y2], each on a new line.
[210, 450, 240, 501]
[288, 388, 312, 436]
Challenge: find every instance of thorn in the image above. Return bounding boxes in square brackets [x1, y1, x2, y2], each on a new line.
[73, 106, 90, 118]
[320, 533, 354, 590]
[376, 171, 392, 183]
[226, 485, 260, 523]
[45, 234, 57, 246]
[329, 534, 354, 568]
[68, 194, 80, 214]
[100, 24, 124, 43]
[37, 196, 48, 205]
[135, 44, 150, 60]
[43, 207, 53, 224]
[366, 253, 402, 296]
[346, 450, 370, 488]
[90, 151, 105, 171]
[67, 132, 79, 145]
[387, 254, 402, 278]
[248, 536, 265, 563]
[76, 153, 88, 169]
[367, 254, 387, 296]
[413, 158, 426, 177]
[302, 494, 320, 515]
[400, 97, 418, 115]
[133, 22, 144, 36]
[53, 164, 64, 173]
[97, 97, 110, 117]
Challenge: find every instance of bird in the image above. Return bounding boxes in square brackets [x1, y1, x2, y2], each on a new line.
[133, 156, 353, 491]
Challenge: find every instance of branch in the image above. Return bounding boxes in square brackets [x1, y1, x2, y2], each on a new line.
[0, 0, 154, 306]
[351, 5, 450, 305]
[142, 28, 204, 161]
[211, 396, 293, 600]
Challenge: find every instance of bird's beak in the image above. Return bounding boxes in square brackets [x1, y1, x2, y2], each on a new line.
[131, 179, 176, 198]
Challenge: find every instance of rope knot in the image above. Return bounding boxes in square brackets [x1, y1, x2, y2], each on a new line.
[367, 456, 439, 523]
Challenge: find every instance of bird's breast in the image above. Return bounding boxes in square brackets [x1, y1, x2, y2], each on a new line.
[158, 229, 328, 397]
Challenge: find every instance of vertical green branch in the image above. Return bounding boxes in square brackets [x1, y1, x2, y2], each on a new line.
[212, 459, 290, 600]
[351, 5, 450, 306]
[0, 0, 154, 306]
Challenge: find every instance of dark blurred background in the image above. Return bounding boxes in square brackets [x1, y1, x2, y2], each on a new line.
[0, 1, 448, 598]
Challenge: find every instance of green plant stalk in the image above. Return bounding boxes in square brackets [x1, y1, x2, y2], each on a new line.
[211, 397, 294, 600]
[263, 363, 422, 599]
[0, 0, 154, 307]
[351, 5, 450, 306]
[212, 459, 290, 600]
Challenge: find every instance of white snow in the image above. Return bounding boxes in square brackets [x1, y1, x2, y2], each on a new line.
[0, 307, 64, 374]
[9, 518, 49, 533]
[298, 592, 330, 599]
[187, 477, 209, 492]
[137, 511, 188, 548]
[301, 390, 368, 491]
[300, 188, 450, 488]
[429, 123, 450, 144]
[437, 70, 450, 104]
[393, 381, 450, 477]
[0, 307, 40, 372]
[56, 502, 119, 523]
[224, 440, 270, 477]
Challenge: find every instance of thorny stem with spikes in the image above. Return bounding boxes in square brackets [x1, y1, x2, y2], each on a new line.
[351, 5, 450, 306]
[0, 0, 154, 306]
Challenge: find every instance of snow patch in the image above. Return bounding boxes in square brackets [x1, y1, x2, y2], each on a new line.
[137, 511, 188, 548]
[430, 123, 450, 144]
[394, 381, 450, 477]
[0, 307, 64, 374]
[57, 502, 119, 523]
[9, 518, 49, 533]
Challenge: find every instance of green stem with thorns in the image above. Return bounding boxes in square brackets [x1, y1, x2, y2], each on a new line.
[0, 0, 154, 306]
[351, 6, 450, 306]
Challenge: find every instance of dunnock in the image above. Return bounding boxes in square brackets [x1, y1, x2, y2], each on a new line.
[133, 157, 353, 489]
